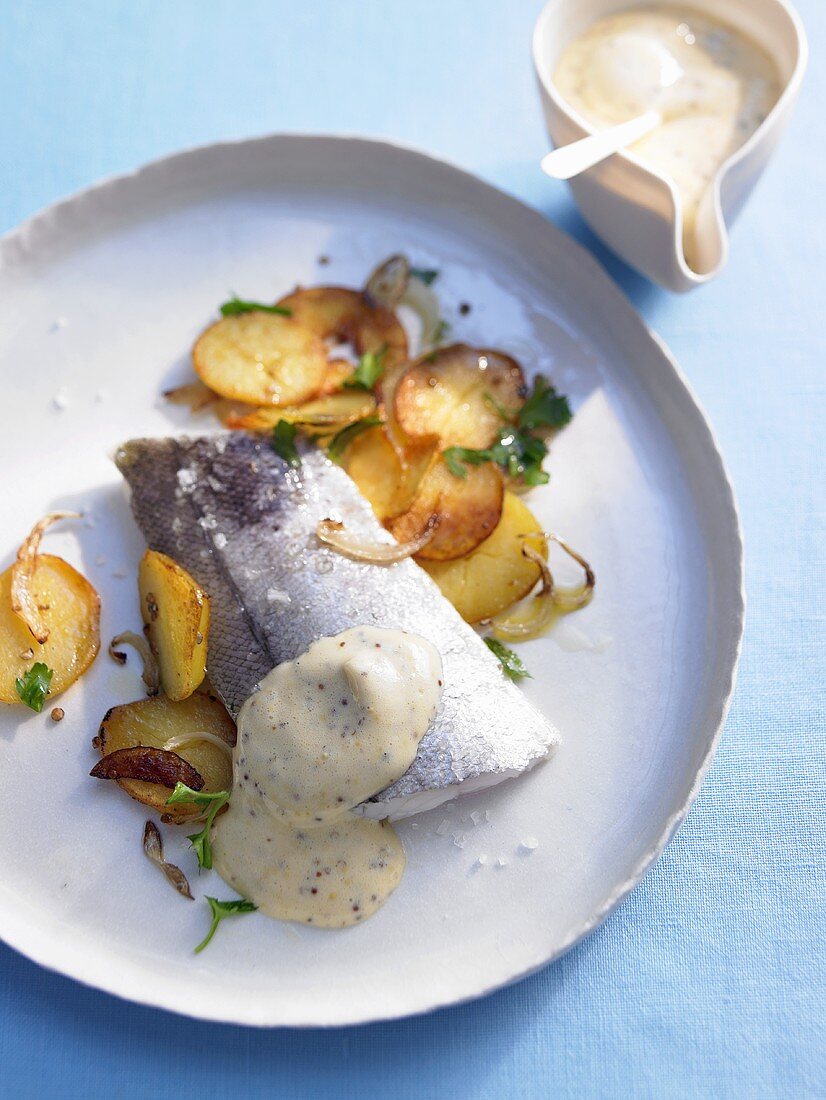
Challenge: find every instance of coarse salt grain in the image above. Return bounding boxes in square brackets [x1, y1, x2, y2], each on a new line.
[52, 387, 70, 410]
[212, 532, 227, 550]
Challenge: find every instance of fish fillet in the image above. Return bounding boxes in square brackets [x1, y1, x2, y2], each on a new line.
[115, 433, 558, 818]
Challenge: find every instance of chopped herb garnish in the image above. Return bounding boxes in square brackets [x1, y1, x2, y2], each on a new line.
[410, 267, 440, 286]
[443, 446, 491, 479]
[326, 416, 383, 465]
[443, 375, 572, 486]
[15, 662, 53, 713]
[484, 638, 532, 682]
[271, 420, 301, 468]
[344, 345, 387, 391]
[432, 319, 451, 344]
[194, 896, 257, 954]
[166, 783, 230, 870]
[517, 376, 572, 432]
[219, 297, 291, 318]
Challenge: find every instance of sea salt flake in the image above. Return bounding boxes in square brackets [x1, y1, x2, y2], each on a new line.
[95, 555, 107, 566]
[470, 810, 482, 826]
[519, 836, 540, 853]
[212, 532, 227, 550]
[176, 468, 197, 493]
[197, 514, 218, 530]
[435, 819, 450, 836]
[111, 568, 127, 579]
[495, 856, 509, 868]
[473, 854, 489, 869]
[452, 834, 466, 849]
[50, 316, 68, 331]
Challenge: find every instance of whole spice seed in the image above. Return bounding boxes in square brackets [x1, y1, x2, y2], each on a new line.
[50, 707, 65, 722]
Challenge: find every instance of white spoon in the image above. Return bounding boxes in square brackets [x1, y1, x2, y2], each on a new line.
[541, 109, 662, 179]
[542, 32, 683, 181]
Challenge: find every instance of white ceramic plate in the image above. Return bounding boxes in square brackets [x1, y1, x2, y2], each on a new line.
[0, 135, 743, 1027]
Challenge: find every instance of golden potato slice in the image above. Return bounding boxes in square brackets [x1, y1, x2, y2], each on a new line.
[277, 287, 408, 371]
[421, 493, 546, 622]
[386, 455, 504, 561]
[343, 426, 404, 520]
[319, 357, 357, 395]
[394, 344, 526, 449]
[228, 390, 377, 435]
[93, 690, 236, 822]
[193, 312, 328, 406]
[0, 554, 100, 703]
[139, 550, 209, 702]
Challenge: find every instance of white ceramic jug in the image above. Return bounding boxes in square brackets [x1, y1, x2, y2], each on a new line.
[533, 0, 807, 291]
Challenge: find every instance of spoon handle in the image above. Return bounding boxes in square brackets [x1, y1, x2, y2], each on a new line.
[540, 109, 661, 180]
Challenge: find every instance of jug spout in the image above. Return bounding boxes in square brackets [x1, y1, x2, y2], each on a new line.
[681, 187, 729, 280]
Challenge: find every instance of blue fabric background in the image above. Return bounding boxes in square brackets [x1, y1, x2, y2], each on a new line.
[1, 1, 823, 1096]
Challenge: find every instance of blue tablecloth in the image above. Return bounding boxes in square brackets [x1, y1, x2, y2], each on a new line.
[1, 2, 823, 1096]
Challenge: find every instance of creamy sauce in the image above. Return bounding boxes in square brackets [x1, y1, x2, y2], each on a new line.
[554, 6, 780, 270]
[212, 626, 443, 927]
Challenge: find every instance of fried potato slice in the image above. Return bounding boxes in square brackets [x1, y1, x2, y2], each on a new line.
[343, 426, 405, 520]
[193, 312, 328, 406]
[0, 554, 100, 703]
[276, 287, 408, 370]
[421, 493, 546, 622]
[394, 344, 526, 449]
[139, 550, 209, 702]
[228, 390, 377, 435]
[386, 455, 504, 561]
[93, 690, 236, 822]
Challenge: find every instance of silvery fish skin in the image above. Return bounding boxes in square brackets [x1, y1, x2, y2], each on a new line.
[115, 433, 558, 818]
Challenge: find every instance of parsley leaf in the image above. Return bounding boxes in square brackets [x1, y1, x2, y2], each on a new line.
[489, 427, 550, 487]
[219, 297, 291, 318]
[443, 446, 492, 479]
[194, 896, 257, 954]
[410, 267, 440, 286]
[484, 638, 532, 682]
[271, 420, 301, 468]
[15, 662, 53, 712]
[344, 345, 386, 391]
[166, 783, 230, 870]
[432, 319, 451, 344]
[517, 376, 572, 431]
[326, 416, 383, 465]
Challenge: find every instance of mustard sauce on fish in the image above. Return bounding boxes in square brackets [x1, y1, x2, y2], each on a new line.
[212, 626, 443, 927]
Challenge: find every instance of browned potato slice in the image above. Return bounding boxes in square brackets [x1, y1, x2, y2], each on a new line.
[93, 690, 236, 821]
[319, 357, 357, 395]
[343, 426, 404, 520]
[421, 493, 546, 622]
[277, 287, 408, 371]
[228, 391, 377, 435]
[0, 554, 100, 703]
[386, 456, 504, 561]
[394, 345, 526, 449]
[139, 550, 209, 702]
[193, 312, 328, 406]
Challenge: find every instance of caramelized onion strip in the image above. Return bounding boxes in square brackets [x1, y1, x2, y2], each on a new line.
[316, 517, 438, 564]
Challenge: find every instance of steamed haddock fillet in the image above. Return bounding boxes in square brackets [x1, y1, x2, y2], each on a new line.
[115, 432, 558, 818]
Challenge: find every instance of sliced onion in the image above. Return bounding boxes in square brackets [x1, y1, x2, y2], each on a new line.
[316, 517, 438, 564]
[400, 274, 442, 350]
[162, 731, 234, 761]
[11, 511, 80, 643]
[109, 631, 160, 695]
[143, 821, 194, 900]
[364, 254, 411, 308]
[163, 379, 220, 412]
[491, 534, 595, 641]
